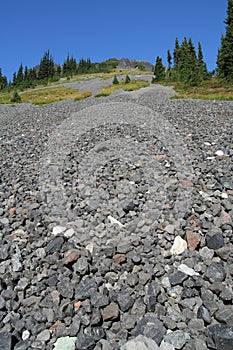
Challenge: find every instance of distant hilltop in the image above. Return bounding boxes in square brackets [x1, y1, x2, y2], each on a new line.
[117, 58, 154, 72]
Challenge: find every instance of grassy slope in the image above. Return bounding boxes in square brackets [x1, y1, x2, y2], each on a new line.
[169, 79, 233, 101]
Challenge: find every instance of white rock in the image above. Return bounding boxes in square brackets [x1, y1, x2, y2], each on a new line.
[160, 340, 175, 350]
[64, 228, 75, 238]
[170, 236, 187, 255]
[215, 150, 224, 157]
[221, 192, 228, 199]
[120, 335, 160, 350]
[108, 215, 124, 227]
[22, 330, 30, 340]
[54, 336, 77, 350]
[178, 263, 199, 276]
[86, 243, 94, 254]
[165, 224, 175, 234]
[52, 225, 67, 236]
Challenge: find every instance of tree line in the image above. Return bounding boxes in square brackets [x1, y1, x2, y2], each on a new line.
[1, 0, 233, 91]
[153, 38, 210, 85]
[0, 52, 119, 91]
[154, 0, 233, 85]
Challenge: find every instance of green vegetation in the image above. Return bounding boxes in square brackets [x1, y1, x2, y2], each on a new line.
[0, 86, 91, 105]
[94, 79, 149, 97]
[153, 56, 166, 82]
[10, 92, 21, 103]
[1, 1, 233, 102]
[113, 75, 119, 84]
[171, 79, 233, 100]
[125, 74, 131, 84]
[216, 0, 233, 80]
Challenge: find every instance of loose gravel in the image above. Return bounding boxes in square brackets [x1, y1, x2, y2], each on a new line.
[0, 78, 233, 350]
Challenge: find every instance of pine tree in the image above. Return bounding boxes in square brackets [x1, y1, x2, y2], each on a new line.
[153, 56, 165, 82]
[217, 0, 233, 80]
[24, 66, 28, 81]
[16, 63, 24, 85]
[125, 74, 131, 83]
[0, 68, 7, 90]
[113, 75, 119, 84]
[197, 42, 208, 79]
[173, 38, 180, 68]
[38, 50, 55, 81]
[167, 50, 172, 70]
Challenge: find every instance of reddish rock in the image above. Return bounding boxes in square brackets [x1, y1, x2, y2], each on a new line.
[186, 230, 201, 251]
[220, 210, 232, 225]
[113, 253, 127, 265]
[9, 207, 16, 216]
[102, 302, 119, 321]
[179, 179, 193, 189]
[51, 290, 60, 306]
[154, 154, 167, 161]
[50, 320, 65, 333]
[63, 249, 81, 265]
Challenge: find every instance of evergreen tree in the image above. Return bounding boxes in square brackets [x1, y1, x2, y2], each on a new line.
[173, 38, 180, 68]
[217, 0, 233, 80]
[63, 54, 77, 76]
[167, 50, 172, 70]
[125, 74, 131, 83]
[197, 42, 208, 79]
[24, 66, 28, 81]
[0, 68, 7, 90]
[113, 75, 119, 84]
[56, 65, 61, 76]
[153, 56, 165, 82]
[172, 37, 205, 85]
[16, 63, 24, 85]
[38, 50, 55, 81]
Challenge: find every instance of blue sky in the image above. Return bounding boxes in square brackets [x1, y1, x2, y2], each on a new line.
[1, 0, 227, 80]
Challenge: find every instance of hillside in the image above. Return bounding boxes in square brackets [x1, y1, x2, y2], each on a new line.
[0, 80, 232, 349]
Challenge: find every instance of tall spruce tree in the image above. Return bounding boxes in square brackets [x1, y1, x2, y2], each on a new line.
[38, 50, 55, 81]
[173, 38, 180, 68]
[197, 42, 208, 79]
[153, 56, 165, 81]
[0, 68, 7, 90]
[16, 63, 24, 85]
[217, 0, 233, 80]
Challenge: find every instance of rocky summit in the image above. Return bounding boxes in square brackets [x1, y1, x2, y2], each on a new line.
[0, 75, 233, 349]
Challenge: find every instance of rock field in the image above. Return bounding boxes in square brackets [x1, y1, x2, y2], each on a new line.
[0, 76, 233, 349]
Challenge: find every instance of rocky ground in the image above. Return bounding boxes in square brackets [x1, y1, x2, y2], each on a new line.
[0, 78, 233, 350]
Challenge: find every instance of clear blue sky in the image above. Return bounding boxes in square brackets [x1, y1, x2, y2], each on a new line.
[1, 0, 227, 80]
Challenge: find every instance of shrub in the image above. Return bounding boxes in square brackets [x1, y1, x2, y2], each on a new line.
[10, 92, 21, 103]
[113, 75, 119, 84]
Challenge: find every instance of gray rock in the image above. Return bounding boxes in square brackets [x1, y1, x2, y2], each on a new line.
[163, 330, 190, 349]
[169, 271, 188, 286]
[197, 305, 212, 324]
[91, 292, 109, 308]
[75, 277, 97, 300]
[132, 313, 166, 345]
[73, 256, 89, 275]
[144, 281, 161, 311]
[120, 335, 160, 350]
[76, 332, 96, 350]
[205, 262, 226, 282]
[0, 333, 13, 350]
[215, 306, 233, 325]
[117, 292, 134, 312]
[45, 236, 64, 254]
[84, 327, 106, 341]
[14, 340, 32, 350]
[208, 324, 233, 350]
[206, 230, 224, 249]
